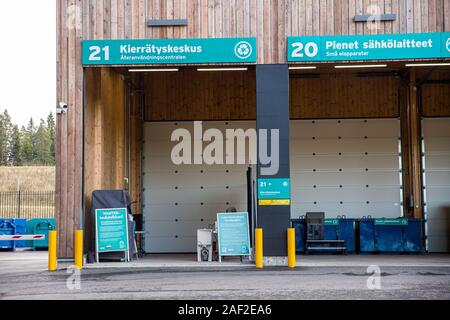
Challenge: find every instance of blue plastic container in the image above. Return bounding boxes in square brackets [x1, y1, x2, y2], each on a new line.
[324, 221, 336, 240]
[33, 220, 55, 249]
[0, 219, 16, 250]
[359, 218, 422, 253]
[291, 219, 306, 253]
[359, 219, 375, 253]
[26, 219, 55, 249]
[404, 219, 421, 253]
[11, 219, 27, 248]
[375, 223, 404, 252]
[324, 218, 356, 253]
[293, 218, 355, 253]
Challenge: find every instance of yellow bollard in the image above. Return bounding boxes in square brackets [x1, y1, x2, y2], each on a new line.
[255, 228, 263, 269]
[48, 230, 57, 271]
[74, 230, 83, 270]
[287, 228, 296, 268]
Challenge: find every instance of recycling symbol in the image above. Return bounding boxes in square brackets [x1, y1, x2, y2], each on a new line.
[234, 41, 253, 59]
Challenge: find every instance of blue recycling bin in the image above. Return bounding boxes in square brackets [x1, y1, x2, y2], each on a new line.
[0, 219, 16, 250]
[359, 219, 375, 253]
[33, 220, 55, 249]
[12, 219, 27, 248]
[293, 218, 355, 253]
[324, 219, 356, 253]
[26, 219, 55, 249]
[358, 218, 422, 253]
[404, 219, 421, 253]
[375, 222, 404, 252]
[291, 219, 306, 253]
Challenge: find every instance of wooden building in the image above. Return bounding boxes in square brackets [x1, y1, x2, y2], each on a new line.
[56, 0, 450, 258]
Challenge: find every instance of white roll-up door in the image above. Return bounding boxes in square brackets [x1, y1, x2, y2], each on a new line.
[422, 118, 450, 253]
[290, 119, 402, 219]
[143, 119, 403, 253]
[143, 121, 255, 253]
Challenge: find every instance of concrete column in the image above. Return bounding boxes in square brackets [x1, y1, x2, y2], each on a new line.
[256, 64, 291, 260]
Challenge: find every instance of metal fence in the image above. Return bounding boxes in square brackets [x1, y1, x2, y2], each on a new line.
[0, 191, 55, 219]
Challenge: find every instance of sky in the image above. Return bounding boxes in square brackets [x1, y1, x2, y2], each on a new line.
[0, 0, 56, 127]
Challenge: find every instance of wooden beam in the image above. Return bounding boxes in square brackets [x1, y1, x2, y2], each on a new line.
[404, 70, 424, 219]
[399, 75, 412, 218]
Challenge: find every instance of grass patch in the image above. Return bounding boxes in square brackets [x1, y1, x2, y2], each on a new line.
[0, 166, 55, 191]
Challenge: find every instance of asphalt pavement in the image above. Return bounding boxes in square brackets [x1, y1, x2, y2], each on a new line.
[1, 251, 450, 300]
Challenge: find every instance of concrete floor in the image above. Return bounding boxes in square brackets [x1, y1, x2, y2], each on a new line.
[85, 253, 450, 269]
[1, 251, 450, 299]
[5, 251, 450, 269]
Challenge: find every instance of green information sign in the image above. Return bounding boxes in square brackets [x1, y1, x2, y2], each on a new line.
[258, 178, 291, 199]
[257, 178, 291, 206]
[374, 218, 408, 226]
[324, 219, 339, 226]
[82, 37, 257, 65]
[217, 212, 251, 259]
[95, 208, 129, 262]
[288, 32, 450, 62]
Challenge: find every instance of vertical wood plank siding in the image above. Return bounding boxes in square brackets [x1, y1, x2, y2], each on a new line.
[144, 70, 257, 121]
[57, 0, 450, 257]
[144, 72, 399, 121]
[421, 70, 450, 117]
[290, 76, 400, 119]
[83, 67, 127, 252]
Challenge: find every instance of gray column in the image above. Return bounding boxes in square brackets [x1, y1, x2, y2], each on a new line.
[256, 64, 291, 257]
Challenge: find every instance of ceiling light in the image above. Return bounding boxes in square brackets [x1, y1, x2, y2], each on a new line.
[128, 68, 179, 72]
[289, 66, 317, 70]
[197, 67, 248, 72]
[405, 63, 450, 67]
[334, 64, 387, 69]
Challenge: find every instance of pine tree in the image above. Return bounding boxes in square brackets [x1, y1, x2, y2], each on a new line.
[0, 112, 5, 165]
[35, 119, 52, 165]
[0, 111, 57, 167]
[28, 118, 39, 162]
[10, 125, 22, 166]
[0, 110, 13, 165]
[47, 113, 56, 164]
[20, 122, 34, 165]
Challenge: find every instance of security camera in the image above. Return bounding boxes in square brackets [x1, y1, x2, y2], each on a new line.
[56, 102, 68, 114]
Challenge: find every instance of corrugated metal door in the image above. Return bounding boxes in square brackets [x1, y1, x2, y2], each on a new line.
[422, 118, 450, 253]
[143, 121, 255, 253]
[290, 119, 402, 219]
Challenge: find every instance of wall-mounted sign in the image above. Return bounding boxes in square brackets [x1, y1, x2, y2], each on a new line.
[374, 218, 408, 226]
[258, 178, 290, 206]
[288, 32, 450, 62]
[217, 212, 251, 259]
[82, 37, 257, 65]
[95, 208, 129, 262]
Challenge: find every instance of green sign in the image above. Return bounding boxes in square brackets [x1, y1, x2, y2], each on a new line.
[325, 219, 339, 226]
[374, 218, 408, 226]
[217, 212, 251, 257]
[258, 178, 291, 200]
[82, 37, 257, 65]
[95, 208, 129, 253]
[288, 32, 450, 62]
